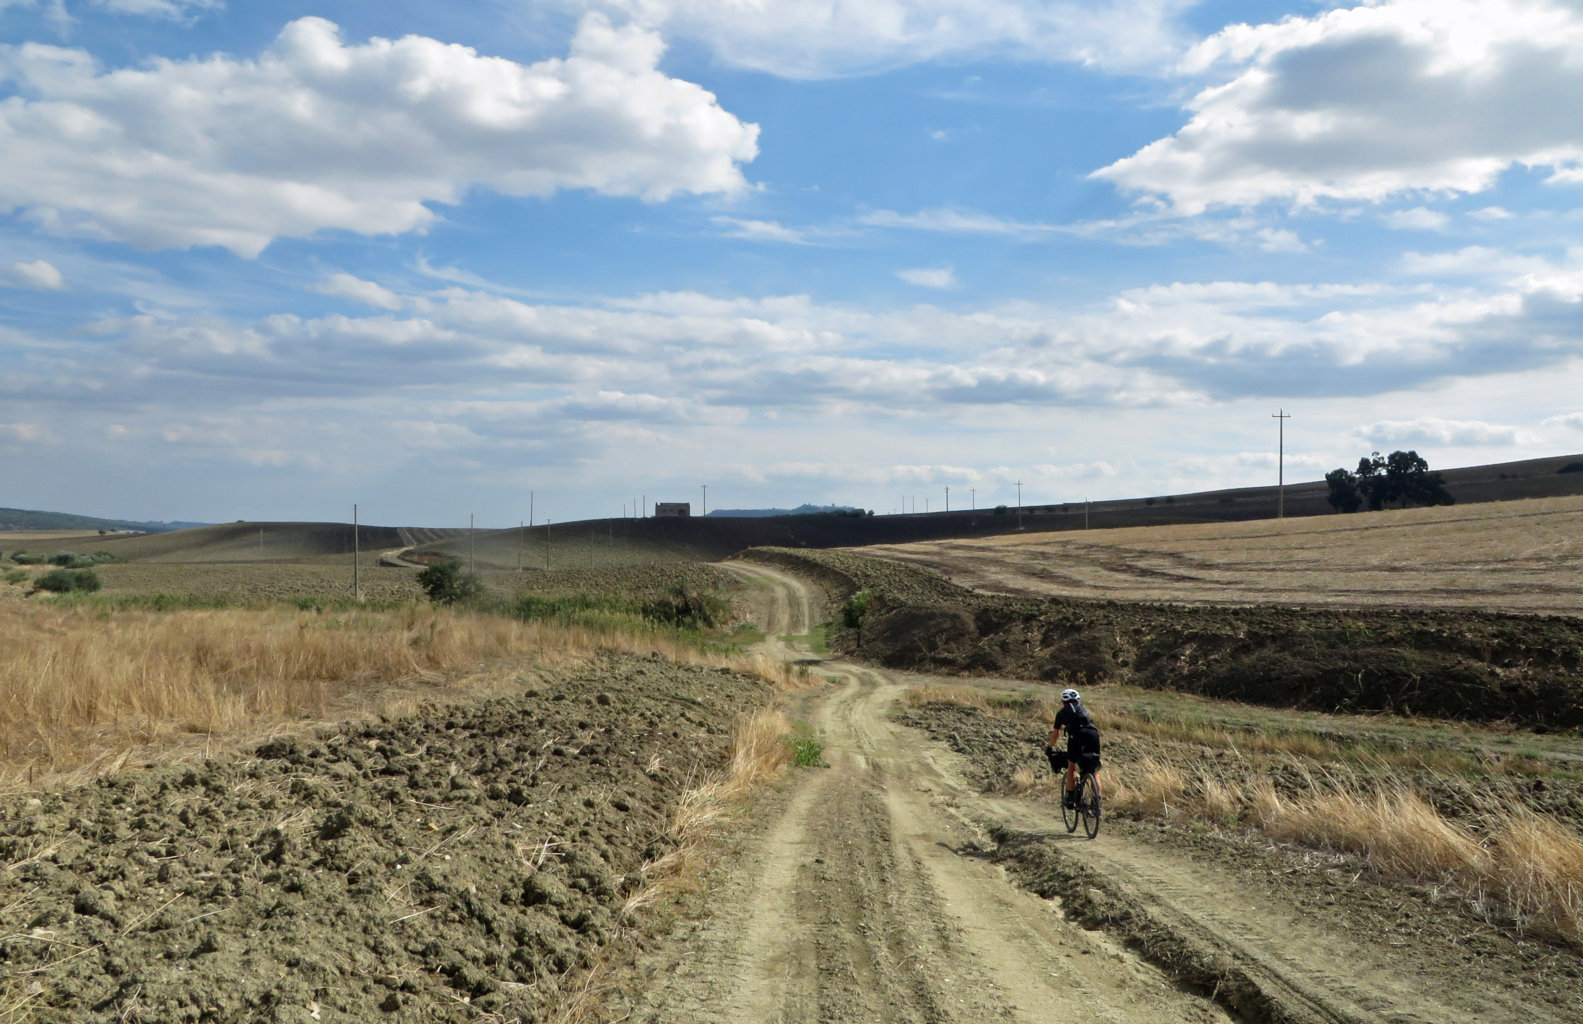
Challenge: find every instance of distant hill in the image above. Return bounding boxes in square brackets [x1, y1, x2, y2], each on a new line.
[21, 452, 1583, 569]
[412, 451, 1583, 568]
[706, 504, 867, 518]
[0, 507, 206, 534]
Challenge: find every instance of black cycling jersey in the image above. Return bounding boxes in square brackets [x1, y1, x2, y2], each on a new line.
[1055, 701, 1101, 757]
[1054, 701, 1093, 733]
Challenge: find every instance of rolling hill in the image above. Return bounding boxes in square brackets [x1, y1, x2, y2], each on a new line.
[19, 452, 1583, 568]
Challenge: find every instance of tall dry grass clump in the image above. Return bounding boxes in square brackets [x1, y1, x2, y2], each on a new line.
[1486, 813, 1583, 946]
[1104, 757, 1187, 816]
[1251, 782, 1488, 879]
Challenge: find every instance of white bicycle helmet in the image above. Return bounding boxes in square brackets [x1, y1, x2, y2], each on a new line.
[1060, 688, 1080, 703]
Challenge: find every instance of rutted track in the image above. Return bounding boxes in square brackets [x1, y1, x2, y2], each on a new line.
[617, 562, 1578, 1024]
[621, 566, 1234, 1024]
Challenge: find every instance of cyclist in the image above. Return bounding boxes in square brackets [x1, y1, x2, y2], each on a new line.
[1045, 688, 1101, 809]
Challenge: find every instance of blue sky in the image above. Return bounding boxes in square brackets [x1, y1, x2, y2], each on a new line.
[2, 0, 1581, 526]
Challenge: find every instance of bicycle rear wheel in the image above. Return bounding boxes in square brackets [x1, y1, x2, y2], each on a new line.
[1079, 772, 1101, 839]
[1061, 784, 1079, 833]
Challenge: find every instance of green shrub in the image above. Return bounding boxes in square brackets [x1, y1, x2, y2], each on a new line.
[416, 561, 484, 605]
[4, 569, 27, 585]
[512, 593, 634, 622]
[642, 584, 729, 630]
[34, 569, 102, 593]
[842, 589, 872, 628]
[12, 552, 42, 565]
[792, 737, 826, 768]
[48, 551, 117, 569]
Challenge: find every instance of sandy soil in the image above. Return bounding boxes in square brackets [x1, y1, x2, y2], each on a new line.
[610, 562, 1579, 1024]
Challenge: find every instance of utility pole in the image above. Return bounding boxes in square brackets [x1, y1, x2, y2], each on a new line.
[971, 487, 976, 510]
[518, 521, 524, 571]
[353, 503, 359, 599]
[945, 486, 950, 512]
[545, 519, 551, 570]
[1016, 479, 1023, 528]
[1085, 498, 1090, 529]
[529, 491, 534, 527]
[469, 513, 475, 573]
[1273, 409, 1292, 519]
[701, 484, 707, 517]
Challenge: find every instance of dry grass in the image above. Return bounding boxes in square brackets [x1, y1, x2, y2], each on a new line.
[1491, 814, 1583, 946]
[1107, 762, 1583, 949]
[1105, 757, 1188, 817]
[0, 600, 810, 791]
[1253, 782, 1488, 879]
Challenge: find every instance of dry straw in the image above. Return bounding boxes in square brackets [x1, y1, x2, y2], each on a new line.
[0, 601, 808, 789]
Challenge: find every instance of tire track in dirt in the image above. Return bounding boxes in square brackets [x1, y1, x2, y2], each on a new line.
[719, 560, 813, 639]
[619, 565, 1235, 1024]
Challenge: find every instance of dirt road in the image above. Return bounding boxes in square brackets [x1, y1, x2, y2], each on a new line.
[616, 563, 1578, 1024]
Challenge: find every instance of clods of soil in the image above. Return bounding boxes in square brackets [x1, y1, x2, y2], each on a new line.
[0, 653, 772, 1022]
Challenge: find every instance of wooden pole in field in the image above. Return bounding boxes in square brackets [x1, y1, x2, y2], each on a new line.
[1273, 409, 1291, 518]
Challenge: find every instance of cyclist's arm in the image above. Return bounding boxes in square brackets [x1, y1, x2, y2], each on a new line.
[1046, 724, 1062, 748]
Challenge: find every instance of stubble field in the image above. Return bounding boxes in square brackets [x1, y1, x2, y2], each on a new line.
[855, 494, 1583, 617]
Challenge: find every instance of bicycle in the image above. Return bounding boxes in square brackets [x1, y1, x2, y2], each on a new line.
[1061, 765, 1101, 839]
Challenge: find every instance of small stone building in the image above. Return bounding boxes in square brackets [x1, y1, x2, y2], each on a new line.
[654, 502, 691, 518]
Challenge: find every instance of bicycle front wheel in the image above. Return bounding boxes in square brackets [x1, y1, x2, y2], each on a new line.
[1061, 784, 1080, 833]
[1079, 773, 1101, 839]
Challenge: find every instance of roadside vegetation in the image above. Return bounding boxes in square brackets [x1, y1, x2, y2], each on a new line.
[0, 561, 783, 792]
[900, 685, 1583, 950]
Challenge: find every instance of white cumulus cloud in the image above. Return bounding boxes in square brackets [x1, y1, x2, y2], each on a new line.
[562, 0, 1197, 78]
[9, 259, 64, 289]
[90, 0, 221, 18]
[0, 15, 758, 256]
[1383, 207, 1451, 232]
[896, 266, 956, 289]
[1353, 417, 1533, 447]
[1097, 0, 1583, 212]
[314, 273, 403, 311]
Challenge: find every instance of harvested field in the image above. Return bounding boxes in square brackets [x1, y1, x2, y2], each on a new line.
[854, 494, 1583, 617]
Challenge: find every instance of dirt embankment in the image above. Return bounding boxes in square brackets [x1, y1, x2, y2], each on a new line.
[746, 548, 1583, 731]
[0, 653, 772, 1023]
